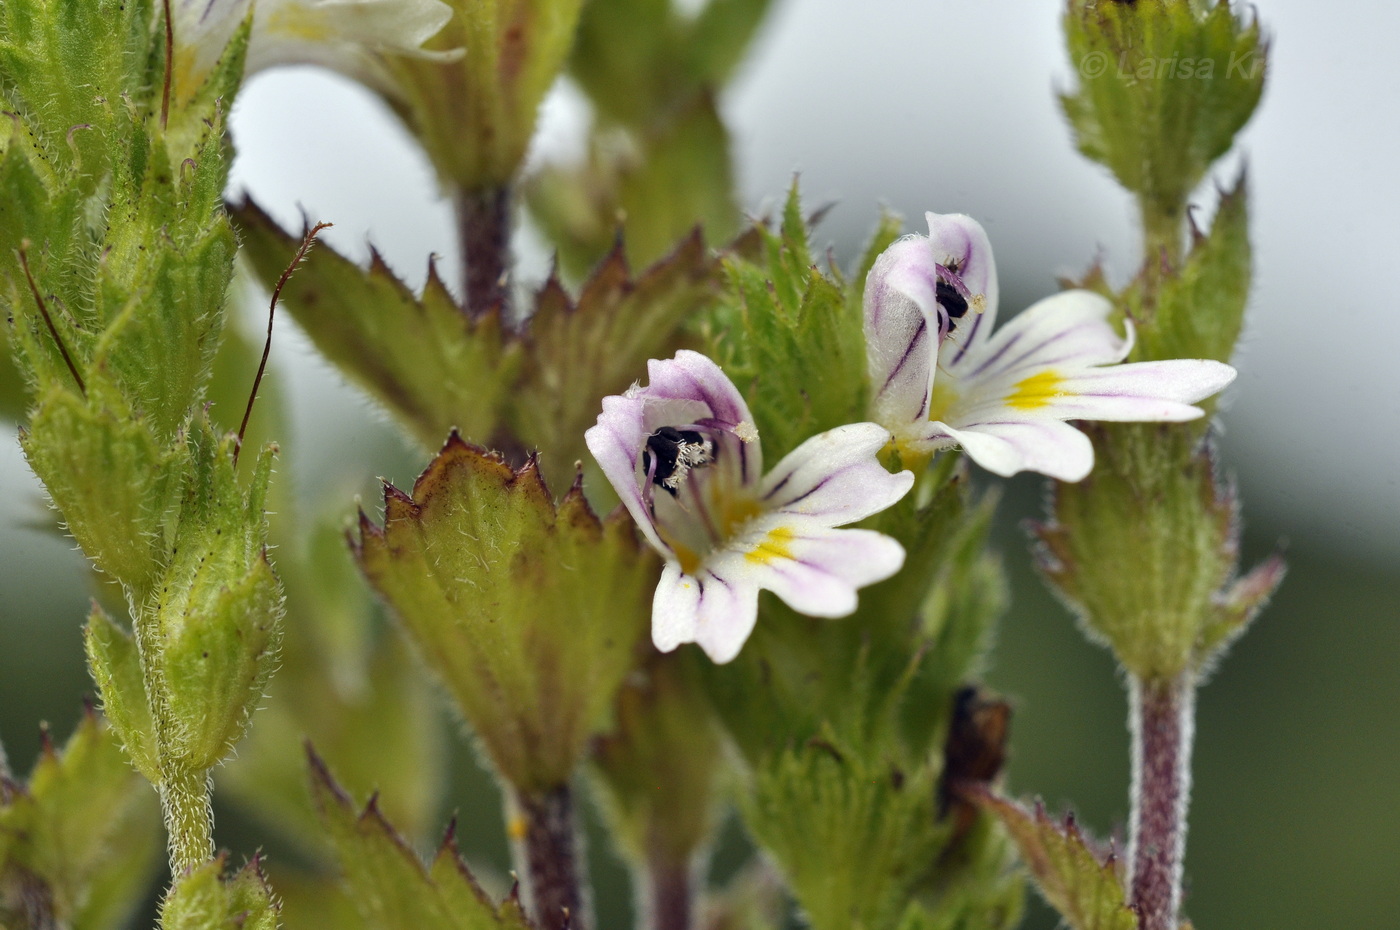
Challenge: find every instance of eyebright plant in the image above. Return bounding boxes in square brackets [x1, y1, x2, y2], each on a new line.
[0, 1, 1280, 930]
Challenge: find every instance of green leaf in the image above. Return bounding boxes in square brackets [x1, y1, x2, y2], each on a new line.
[309, 750, 532, 930]
[0, 711, 162, 930]
[20, 375, 182, 592]
[1123, 169, 1252, 366]
[0, 0, 155, 194]
[354, 434, 655, 795]
[233, 201, 521, 450]
[1061, 0, 1266, 226]
[590, 654, 723, 869]
[974, 793, 1136, 930]
[151, 418, 284, 772]
[159, 857, 279, 930]
[84, 603, 160, 782]
[705, 185, 867, 464]
[742, 735, 943, 930]
[569, 0, 772, 126]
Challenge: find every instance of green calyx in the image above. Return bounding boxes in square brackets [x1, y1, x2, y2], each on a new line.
[354, 432, 656, 795]
[1035, 424, 1283, 681]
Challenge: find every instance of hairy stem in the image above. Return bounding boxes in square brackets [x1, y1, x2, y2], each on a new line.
[510, 785, 588, 930]
[642, 857, 694, 930]
[159, 766, 214, 876]
[1140, 197, 1185, 270]
[456, 185, 512, 319]
[1128, 672, 1195, 930]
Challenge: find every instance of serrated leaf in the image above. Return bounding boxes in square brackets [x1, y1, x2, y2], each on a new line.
[20, 374, 182, 592]
[0, 712, 161, 930]
[233, 200, 521, 450]
[974, 792, 1136, 930]
[704, 185, 866, 464]
[308, 751, 532, 930]
[354, 434, 654, 794]
[511, 228, 719, 481]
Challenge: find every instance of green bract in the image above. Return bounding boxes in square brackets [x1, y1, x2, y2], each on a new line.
[0, 713, 161, 930]
[159, 858, 279, 930]
[354, 433, 655, 795]
[976, 795, 1137, 930]
[310, 750, 534, 930]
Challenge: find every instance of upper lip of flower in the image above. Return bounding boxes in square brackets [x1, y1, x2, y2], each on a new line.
[864, 212, 1237, 482]
[586, 351, 914, 663]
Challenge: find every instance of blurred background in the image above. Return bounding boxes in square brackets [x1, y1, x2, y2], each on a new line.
[2, 0, 1396, 928]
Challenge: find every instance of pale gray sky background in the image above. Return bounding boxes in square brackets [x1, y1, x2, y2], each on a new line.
[224, 0, 1400, 564]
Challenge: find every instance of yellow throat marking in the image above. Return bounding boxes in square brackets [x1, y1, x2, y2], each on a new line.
[746, 526, 797, 566]
[1005, 370, 1066, 410]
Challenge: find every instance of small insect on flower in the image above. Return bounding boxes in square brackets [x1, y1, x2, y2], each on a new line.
[864, 212, 1236, 481]
[642, 427, 716, 498]
[587, 351, 914, 664]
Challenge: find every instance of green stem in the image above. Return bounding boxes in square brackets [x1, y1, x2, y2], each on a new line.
[1139, 196, 1185, 270]
[1127, 671, 1195, 930]
[159, 766, 214, 876]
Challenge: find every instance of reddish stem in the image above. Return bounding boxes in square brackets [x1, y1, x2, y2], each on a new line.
[1128, 672, 1195, 930]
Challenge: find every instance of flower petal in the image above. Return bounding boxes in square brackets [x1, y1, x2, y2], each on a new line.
[925, 212, 999, 330]
[945, 290, 1126, 383]
[585, 392, 671, 557]
[933, 419, 1097, 481]
[734, 517, 907, 618]
[864, 238, 942, 430]
[1025, 359, 1237, 422]
[760, 423, 914, 526]
[652, 561, 759, 664]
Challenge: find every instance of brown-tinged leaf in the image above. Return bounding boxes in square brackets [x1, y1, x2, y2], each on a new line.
[353, 433, 655, 794]
[232, 200, 522, 450]
[972, 790, 1136, 930]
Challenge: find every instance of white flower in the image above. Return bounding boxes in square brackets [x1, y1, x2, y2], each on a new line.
[864, 212, 1238, 482]
[171, 0, 457, 103]
[585, 351, 915, 664]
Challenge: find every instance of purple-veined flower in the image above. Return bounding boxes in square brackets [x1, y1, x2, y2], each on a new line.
[585, 351, 915, 664]
[864, 212, 1237, 481]
[172, 0, 457, 104]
